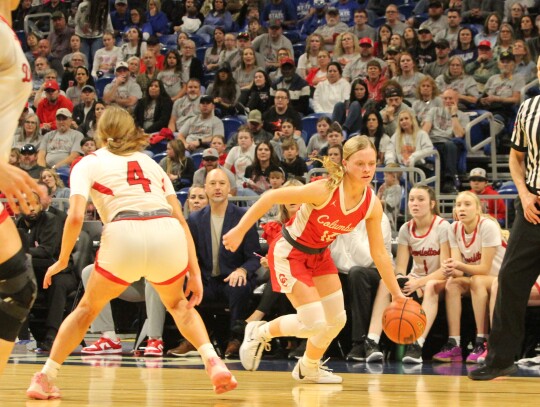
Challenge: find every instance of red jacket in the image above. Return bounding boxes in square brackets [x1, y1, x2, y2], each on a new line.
[472, 185, 507, 221]
[36, 95, 74, 131]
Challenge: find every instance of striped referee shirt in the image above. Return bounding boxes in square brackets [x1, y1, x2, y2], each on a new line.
[512, 95, 540, 194]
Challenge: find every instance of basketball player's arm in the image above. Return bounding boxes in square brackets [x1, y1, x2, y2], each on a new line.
[449, 245, 497, 277]
[222, 180, 330, 252]
[366, 200, 405, 300]
[394, 244, 411, 277]
[43, 194, 86, 288]
[510, 148, 540, 224]
[167, 194, 203, 307]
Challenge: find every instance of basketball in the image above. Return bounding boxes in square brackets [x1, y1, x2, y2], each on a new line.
[382, 298, 427, 344]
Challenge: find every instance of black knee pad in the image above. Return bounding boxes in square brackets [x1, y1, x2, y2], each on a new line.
[0, 249, 38, 341]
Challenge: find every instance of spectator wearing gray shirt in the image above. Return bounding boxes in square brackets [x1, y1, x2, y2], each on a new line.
[422, 89, 469, 193]
[37, 108, 84, 169]
[192, 148, 237, 195]
[178, 95, 225, 153]
[102, 61, 143, 112]
[168, 78, 202, 132]
[252, 19, 294, 70]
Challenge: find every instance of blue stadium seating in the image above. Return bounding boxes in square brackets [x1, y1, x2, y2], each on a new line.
[95, 76, 114, 98]
[191, 153, 203, 169]
[222, 116, 246, 141]
[152, 152, 167, 164]
[177, 188, 190, 206]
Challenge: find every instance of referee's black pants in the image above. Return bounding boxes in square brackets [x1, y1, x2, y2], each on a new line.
[486, 198, 540, 368]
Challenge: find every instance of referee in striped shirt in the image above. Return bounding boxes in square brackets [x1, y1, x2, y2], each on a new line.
[469, 76, 540, 380]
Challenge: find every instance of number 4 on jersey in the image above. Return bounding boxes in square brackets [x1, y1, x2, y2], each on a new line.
[127, 161, 151, 192]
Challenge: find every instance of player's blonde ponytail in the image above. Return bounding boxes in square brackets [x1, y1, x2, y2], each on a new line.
[97, 106, 149, 155]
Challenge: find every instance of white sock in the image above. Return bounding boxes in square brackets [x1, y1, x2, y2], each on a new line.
[102, 331, 118, 341]
[301, 354, 319, 370]
[41, 359, 61, 381]
[417, 337, 425, 347]
[449, 336, 461, 346]
[258, 322, 273, 340]
[367, 333, 380, 344]
[198, 343, 219, 367]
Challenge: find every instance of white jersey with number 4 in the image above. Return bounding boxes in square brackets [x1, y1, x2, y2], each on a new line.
[0, 15, 32, 161]
[70, 148, 176, 223]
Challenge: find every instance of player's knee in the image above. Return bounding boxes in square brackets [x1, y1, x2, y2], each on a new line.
[296, 302, 327, 337]
[0, 250, 37, 342]
[310, 310, 347, 349]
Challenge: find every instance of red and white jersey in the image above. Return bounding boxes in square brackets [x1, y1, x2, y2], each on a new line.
[0, 15, 32, 161]
[70, 148, 176, 224]
[398, 215, 450, 279]
[286, 183, 375, 249]
[449, 217, 507, 276]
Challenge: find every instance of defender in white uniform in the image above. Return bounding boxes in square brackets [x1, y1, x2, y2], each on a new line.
[27, 106, 237, 399]
[0, 0, 40, 377]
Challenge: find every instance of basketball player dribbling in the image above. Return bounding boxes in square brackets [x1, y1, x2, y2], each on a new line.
[26, 106, 237, 399]
[0, 0, 43, 377]
[223, 135, 405, 384]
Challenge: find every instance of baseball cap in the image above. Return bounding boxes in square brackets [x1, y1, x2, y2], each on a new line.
[469, 167, 487, 181]
[44, 80, 59, 91]
[81, 84, 96, 93]
[359, 37, 373, 47]
[268, 19, 282, 28]
[200, 95, 214, 104]
[147, 35, 160, 46]
[202, 148, 219, 159]
[56, 108, 72, 118]
[248, 109, 262, 124]
[51, 11, 65, 20]
[237, 32, 250, 40]
[280, 57, 295, 67]
[435, 39, 450, 48]
[418, 27, 432, 34]
[499, 51, 515, 61]
[115, 0, 128, 4]
[478, 40, 492, 49]
[313, 0, 326, 9]
[326, 7, 339, 15]
[384, 87, 403, 98]
[386, 45, 400, 54]
[20, 144, 37, 155]
[115, 61, 129, 71]
[428, 0, 443, 7]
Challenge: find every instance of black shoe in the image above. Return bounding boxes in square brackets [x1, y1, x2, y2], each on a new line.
[346, 342, 366, 362]
[37, 336, 54, 353]
[288, 339, 306, 359]
[468, 364, 518, 380]
[441, 181, 459, 194]
[231, 319, 247, 338]
[365, 338, 383, 363]
[402, 342, 423, 364]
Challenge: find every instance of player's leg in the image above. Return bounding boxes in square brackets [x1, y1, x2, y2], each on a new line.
[26, 271, 127, 400]
[150, 277, 237, 394]
[467, 275, 495, 363]
[0, 216, 37, 376]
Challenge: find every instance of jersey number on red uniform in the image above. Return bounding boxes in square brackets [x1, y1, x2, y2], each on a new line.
[127, 161, 151, 192]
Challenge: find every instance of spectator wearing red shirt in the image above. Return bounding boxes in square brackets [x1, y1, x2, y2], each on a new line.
[469, 167, 507, 223]
[36, 80, 73, 132]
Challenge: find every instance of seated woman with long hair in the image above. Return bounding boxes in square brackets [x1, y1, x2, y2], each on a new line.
[360, 109, 391, 166]
[242, 68, 273, 113]
[159, 139, 195, 190]
[313, 62, 351, 114]
[13, 113, 42, 150]
[297, 33, 324, 79]
[207, 63, 241, 117]
[157, 50, 186, 102]
[332, 78, 369, 136]
[134, 79, 173, 134]
[435, 56, 480, 109]
[412, 76, 443, 126]
[243, 141, 283, 195]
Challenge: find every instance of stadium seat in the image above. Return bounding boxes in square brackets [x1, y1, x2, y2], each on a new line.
[293, 43, 304, 60]
[196, 46, 209, 62]
[159, 33, 178, 47]
[222, 116, 246, 141]
[398, 4, 416, 19]
[55, 166, 70, 187]
[152, 152, 167, 164]
[191, 152, 203, 169]
[95, 76, 114, 98]
[301, 115, 322, 142]
[177, 187, 190, 206]
[283, 30, 302, 43]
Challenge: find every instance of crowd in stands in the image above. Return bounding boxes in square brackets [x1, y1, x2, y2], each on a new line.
[6, 0, 537, 362]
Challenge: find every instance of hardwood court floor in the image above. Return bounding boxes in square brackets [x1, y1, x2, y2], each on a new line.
[3, 354, 540, 407]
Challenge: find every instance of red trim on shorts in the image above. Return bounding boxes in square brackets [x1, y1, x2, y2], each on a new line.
[94, 251, 130, 286]
[111, 215, 172, 222]
[152, 266, 189, 285]
[534, 282, 540, 295]
[0, 208, 9, 225]
[92, 182, 115, 196]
